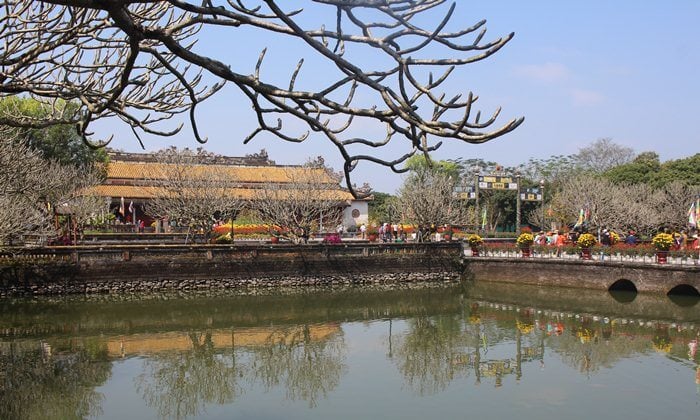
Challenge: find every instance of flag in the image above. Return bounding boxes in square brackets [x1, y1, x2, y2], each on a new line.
[573, 209, 584, 229]
[481, 208, 487, 230]
[690, 201, 698, 227]
[128, 201, 134, 215]
[119, 197, 125, 216]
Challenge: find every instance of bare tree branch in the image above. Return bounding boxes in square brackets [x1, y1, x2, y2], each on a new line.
[1, 1, 522, 197]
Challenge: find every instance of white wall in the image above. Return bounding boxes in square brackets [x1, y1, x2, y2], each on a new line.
[343, 200, 369, 229]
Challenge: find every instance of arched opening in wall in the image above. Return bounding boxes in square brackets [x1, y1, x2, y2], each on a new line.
[609, 279, 637, 293]
[667, 285, 700, 307]
[608, 279, 638, 303]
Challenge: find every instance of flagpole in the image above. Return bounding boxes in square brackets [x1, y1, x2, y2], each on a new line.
[540, 180, 545, 232]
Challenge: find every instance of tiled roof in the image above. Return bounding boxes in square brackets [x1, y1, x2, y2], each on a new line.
[89, 184, 355, 201]
[94, 158, 363, 202]
[106, 161, 338, 184]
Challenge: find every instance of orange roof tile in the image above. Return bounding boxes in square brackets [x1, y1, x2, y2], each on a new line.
[88, 184, 355, 201]
[106, 161, 338, 184]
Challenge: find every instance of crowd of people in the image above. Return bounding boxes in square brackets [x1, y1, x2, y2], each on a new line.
[335, 221, 700, 252]
[531, 228, 700, 250]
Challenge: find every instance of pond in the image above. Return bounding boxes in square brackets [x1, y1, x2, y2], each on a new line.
[1, 281, 698, 419]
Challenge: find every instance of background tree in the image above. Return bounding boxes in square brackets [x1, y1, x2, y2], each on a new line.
[0, 98, 108, 168]
[0, 136, 103, 246]
[649, 181, 700, 232]
[53, 167, 110, 244]
[251, 161, 349, 241]
[145, 147, 246, 241]
[368, 192, 398, 225]
[0, 1, 522, 195]
[603, 152, 661, 185]
[396, 164, 471, 229]
[572, 138, 635, 173]
[605, 152, 700, 188]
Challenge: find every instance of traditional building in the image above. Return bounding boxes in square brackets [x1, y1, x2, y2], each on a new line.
[90, 150, 370, 230]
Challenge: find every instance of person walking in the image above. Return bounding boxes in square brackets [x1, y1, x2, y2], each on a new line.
[555, 230, 566, 257]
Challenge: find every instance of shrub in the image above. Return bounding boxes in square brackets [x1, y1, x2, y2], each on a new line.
[322, 233, 342, 244]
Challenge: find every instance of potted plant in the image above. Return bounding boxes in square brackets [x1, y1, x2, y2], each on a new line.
[466, 234, 483, 256]
[577, 233, 596, 259]
[609, 231, 620, 246]
[269, 227, 281, 244]
[651, 233, 674, 264]
[516, 232, 534, 257]
[366, 226, 378, 242]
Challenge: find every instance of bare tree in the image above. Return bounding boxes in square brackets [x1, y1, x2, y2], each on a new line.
[0, 134, 104, 246]
[549, 176, 666, 236]
[650, 181, 700, 232]
[54, 167, 109, 243]
[0, 1, 522, 195]
[573, 138, 635, 173]
[396, 165, 471, 229]
[250, 162, 349, 242]
[145, 147, 246, 241]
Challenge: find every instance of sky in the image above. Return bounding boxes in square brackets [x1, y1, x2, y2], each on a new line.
[104, 0, 700, 193]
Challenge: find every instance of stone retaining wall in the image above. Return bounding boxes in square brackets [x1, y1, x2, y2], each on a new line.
[0, 243, 462, 296]
[3, 243, 698, 297]
[463, 257, 700, 295]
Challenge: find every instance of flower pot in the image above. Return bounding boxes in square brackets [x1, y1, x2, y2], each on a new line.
[656, 250, 668, 264]
[368, 233, 378, 242]
[270, 236, 279, 244]
[471, 247, 480, 256]
[580, 247, 592, 260]
[520, 247, 531, 257]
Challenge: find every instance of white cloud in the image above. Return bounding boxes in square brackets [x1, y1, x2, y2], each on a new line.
[514, 62, 570, 83]
[570, 88, 605, 106]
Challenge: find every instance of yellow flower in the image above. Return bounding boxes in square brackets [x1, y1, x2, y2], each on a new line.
[651, 233, 674, 251]
[516, 320, 534, 334]
[466, 234, 483, 246]
[517, 232, 534, 246]
[577, 233, 596, 248]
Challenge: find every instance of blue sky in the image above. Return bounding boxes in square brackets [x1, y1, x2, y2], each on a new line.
[105, 1, 700, 193]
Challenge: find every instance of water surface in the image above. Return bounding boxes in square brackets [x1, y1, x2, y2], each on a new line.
[1, 283, 698, 419]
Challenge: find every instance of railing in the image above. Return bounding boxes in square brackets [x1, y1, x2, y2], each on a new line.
[464, 245, 700, 266]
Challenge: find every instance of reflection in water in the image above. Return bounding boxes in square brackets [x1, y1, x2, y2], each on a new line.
[247, 324, 346, 408]
[0, 283, 698, 418]
[135, 325, 345, 417]
[0, 340, 111, 419]
[667, 293, 700, 308]
[136, 331, 243, 419]
[609, 290, 637, 304]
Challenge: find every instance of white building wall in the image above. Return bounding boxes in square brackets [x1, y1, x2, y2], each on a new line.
[343, 200, 369, 229]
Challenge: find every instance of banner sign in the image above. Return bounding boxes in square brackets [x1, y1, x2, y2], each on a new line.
[520, 188, 543, 202]
[455, 185, 476, 200]
[478, 175, 518, 191]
